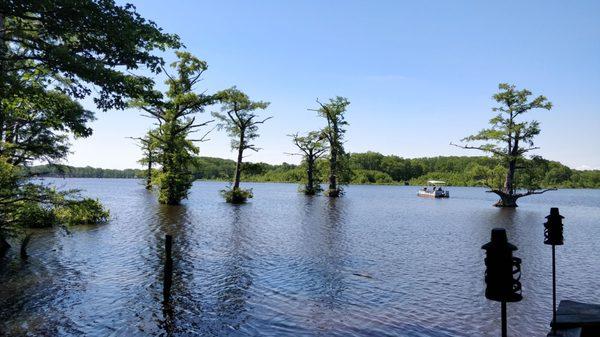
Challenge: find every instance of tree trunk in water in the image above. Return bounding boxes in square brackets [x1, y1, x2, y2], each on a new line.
[493, 191, 520, 207]
[305, 156, 315, 195]
[327, 145, 339, 197]
[233, 133, 244, 190]
[495, 160, 518, 207]
[146, 151, 152, 190]
[504, 160, 516, 195]
[20, 234, 31, 260]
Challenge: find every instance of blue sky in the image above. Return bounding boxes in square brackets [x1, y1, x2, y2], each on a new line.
[68, 0, 600, 170]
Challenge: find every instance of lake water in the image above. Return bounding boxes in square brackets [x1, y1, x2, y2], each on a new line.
[1, 179, 599, 336]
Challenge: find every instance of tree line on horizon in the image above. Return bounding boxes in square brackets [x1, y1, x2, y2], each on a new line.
[29, 154, 600, 189]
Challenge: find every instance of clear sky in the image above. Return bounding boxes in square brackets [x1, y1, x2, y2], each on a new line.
[67, 0, 600, 170]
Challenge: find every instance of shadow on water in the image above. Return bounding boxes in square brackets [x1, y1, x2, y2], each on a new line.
[318, 198, 348, 309]
[212, 205, 254, 334]
[287, 196, 351, 334]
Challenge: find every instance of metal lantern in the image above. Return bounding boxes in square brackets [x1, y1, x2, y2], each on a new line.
[482, 228, 522, 337]
[544, 207, 564, 335]
[544, 207, 564, 246]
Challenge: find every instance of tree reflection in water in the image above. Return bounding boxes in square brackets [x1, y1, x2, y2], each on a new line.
[214, 205, 254, 332]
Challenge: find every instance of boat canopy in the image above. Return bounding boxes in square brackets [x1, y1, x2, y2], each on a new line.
[426, 180, 446, 185]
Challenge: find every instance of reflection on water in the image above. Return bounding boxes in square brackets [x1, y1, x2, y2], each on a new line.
[1, 179, 600, 336]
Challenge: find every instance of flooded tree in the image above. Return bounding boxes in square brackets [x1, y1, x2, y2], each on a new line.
[311, 97, 350, 197]
[129, 132, 158, 190]
[452, 83, 554, 207]
[288, 132, 328, 195]
[132, 52, 214, 205]
[213, 87, 271, 204]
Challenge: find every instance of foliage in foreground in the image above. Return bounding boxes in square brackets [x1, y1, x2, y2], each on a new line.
[1, 0, 177, 255]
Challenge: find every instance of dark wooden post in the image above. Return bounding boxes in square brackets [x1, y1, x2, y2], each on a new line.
[163, 234, 173, 302]
[20, 234, 31, 260]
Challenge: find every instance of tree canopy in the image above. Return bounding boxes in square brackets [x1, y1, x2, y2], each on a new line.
[289, 131, 328, 195]
[1, 0, 181, 109]
[213, 87, 271, 203]
[311, 96, 350, 197]
[131, 51, 214, 205]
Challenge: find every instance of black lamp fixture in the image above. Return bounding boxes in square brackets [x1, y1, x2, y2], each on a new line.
[482, 228, 522, 337]
[544, 207, 564, 335]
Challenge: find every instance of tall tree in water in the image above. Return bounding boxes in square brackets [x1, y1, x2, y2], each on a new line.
[213, 87, 271, 204]
[311, 97, 350, 197]
[289, 132, 328, 195]
[129, 132, 158, 190]
[131, 52, 213, 205]
[452, 83, 554, 207]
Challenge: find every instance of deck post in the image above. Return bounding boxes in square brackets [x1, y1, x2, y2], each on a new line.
[163, 234, 173, 302]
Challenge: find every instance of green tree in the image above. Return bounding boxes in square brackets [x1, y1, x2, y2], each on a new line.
[0, 0, 180, 110]
[350, 151, 384, 171]
[311, 97, 350, 197]
[453, 83, 554, 207]
[129, 131, 158, 190]
[289, 131, 328, 195]
[213, 87, 271, 203]
[0, 76, 93, 165]
[131, 52, 214, 205]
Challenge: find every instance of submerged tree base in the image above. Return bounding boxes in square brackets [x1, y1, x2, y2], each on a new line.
[491, 190, 521, 208]
[494, 196, 519, 208]
[221, 187, 253, 204]
[303, 189, 317, 196]
[489, 188, 556, 208]
[324, 188, 341, 198]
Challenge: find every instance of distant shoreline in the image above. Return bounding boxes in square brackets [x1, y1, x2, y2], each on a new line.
[28, 153, 600, 189]
[37, 177, 600, 190]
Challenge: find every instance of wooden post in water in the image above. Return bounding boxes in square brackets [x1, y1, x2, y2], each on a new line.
[20, 234, 31, 260]
[163, 234, 173, 302]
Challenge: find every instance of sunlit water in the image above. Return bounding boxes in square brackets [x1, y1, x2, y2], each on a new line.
[1, 179, 599, 336]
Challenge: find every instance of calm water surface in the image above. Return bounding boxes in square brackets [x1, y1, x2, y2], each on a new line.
[1, 179, 599, 336]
